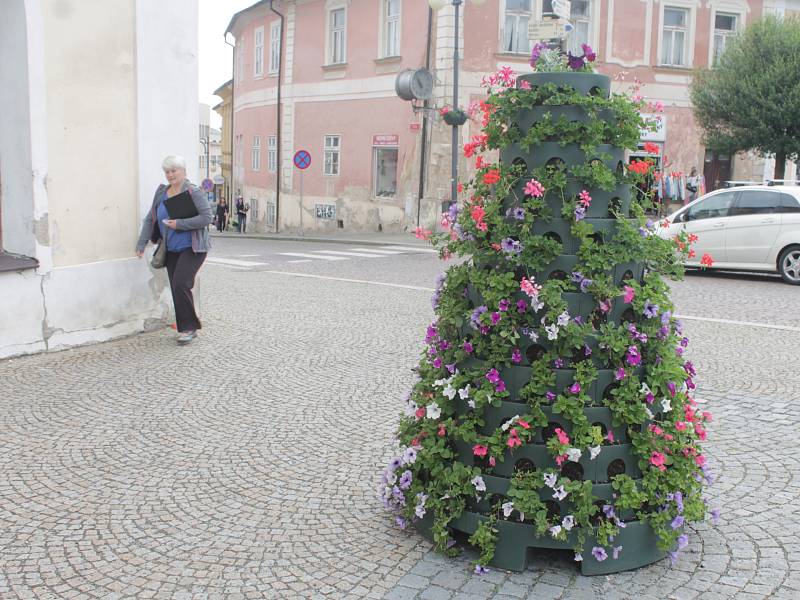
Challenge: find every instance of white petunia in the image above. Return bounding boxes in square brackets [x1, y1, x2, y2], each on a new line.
[531, 299, 545, 312]
[543, 473, 558, 488]
[566, 448, 582, 463]
[434, 377, 448, 388]
[502, 502, 515, 518]
[458, 385, 471, 400]
[557, 311, 570, 327]
[471, 475, 486, 493]
[553, 485, 568, 501]
[426, 402, 442, 419]
[589, 446, 602, 460]
[562, 515, 575, 531]
[661, 397, 672, 413]
[443, 384, 457, 400]
[640, 382, 652, 395]
[644, 407, 654, 419]
[549, 525, 562, 538]
[501, 415, 520, 432]
[545, 324, 559, 340]
[528, 329, 540, 342]
[404, 401, 418, 417]
[468, 399, 476, 409]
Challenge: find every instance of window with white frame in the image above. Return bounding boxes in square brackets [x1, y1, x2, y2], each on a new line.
[324, 135, 340, 176]
[568, 1, 591, 55]
[329, 8, 347, 64]
[661, 7, 689, 66]
[382, 0, 401, 57]
[269, 21, 281, 73]
[254, 27, 264, 76]
[252, 135, 261, 171]
[503, 0, 531, 54]
[267, 135, 277, 172]
[713, 13, 737, 64]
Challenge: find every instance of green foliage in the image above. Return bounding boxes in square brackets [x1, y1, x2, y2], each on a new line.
[690, 15, 800, 178]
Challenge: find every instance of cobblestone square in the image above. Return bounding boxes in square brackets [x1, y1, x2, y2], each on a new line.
[1, 238, 799, 599]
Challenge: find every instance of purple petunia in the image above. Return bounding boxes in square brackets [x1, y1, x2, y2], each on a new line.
[677, 534, 689, 550]
[498, 299, 510, 312]
[591, 546, 608, 562]
[516, 299, 528, 313]
[574, 204, 586, 221]
[643, 301, 659, 319]
[671, 515, 684, 529]
[614, 367, 626, 381]
[546, 391, 556, 402]
[529, 41, 548, 67]
[399, 470, 413, 490]
[507, 206, 526, 220]
[501, 237, 523, 255]
[463, 341, 474, 354]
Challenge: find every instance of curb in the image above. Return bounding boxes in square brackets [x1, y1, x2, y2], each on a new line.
[209, 232, 431, 248]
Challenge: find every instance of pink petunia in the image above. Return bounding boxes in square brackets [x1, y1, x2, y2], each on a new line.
[623, 285, 635, 304]
[555, 428, 570, 445]
[650, 451, 666, 471]
[578, 190, 592, 206]
[473, 444, 488, 457]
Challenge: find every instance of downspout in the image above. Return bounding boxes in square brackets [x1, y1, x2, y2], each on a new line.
[417, 7, 434, 227]
[270, 0, 285, 233]
[224, 34, 235, 205]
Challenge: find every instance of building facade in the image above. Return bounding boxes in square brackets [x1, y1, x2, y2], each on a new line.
[224, 0, 799, 234]
[0, 0, 199, 358]
[213, 80, 234, 205]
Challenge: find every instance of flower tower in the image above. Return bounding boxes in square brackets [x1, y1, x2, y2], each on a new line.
[381, 47, 714, 576]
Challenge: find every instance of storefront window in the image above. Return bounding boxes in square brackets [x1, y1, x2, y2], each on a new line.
[373, 147, 398, 197]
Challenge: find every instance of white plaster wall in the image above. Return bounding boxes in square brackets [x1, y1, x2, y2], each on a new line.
[136, 0, 199, 222]
[0, 272, 47, 359]
[43, 258, 172, 352]
[42, 0, 139, 267]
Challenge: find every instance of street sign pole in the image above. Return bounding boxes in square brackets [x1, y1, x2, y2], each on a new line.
[299, 169, 304, 237]
[293, 150, 312, 237]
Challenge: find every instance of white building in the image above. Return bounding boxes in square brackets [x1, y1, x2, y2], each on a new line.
[0, 0, 199, 358]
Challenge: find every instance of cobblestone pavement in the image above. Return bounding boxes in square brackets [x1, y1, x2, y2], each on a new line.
[1, 237, 799, 599]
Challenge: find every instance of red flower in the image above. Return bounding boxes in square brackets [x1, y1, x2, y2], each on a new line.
[700, 253, 714, 267]
[414, 227, 432, 240]
[627, 160, 651, 175]
[643, 142, 660, 155]
[438, 424, 447, 437]
[457, 183, 464, 193]
[687, 233, 698, 243]
[688, 249, 696, 259]
[473, 444, 488, 457]
[482, 169, 501, 185]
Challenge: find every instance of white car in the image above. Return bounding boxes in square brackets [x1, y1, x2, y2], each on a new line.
[659, 185, 800, 284]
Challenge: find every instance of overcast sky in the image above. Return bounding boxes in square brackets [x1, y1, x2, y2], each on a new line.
[199, 0, 255, 128]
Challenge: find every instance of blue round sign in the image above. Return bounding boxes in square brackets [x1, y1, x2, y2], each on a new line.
[293, 150, 311, 170]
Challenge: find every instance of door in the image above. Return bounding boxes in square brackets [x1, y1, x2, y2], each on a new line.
[681, 190, 736, 264]
[725, 189, 784, 266]
[703, 151, 731, 192]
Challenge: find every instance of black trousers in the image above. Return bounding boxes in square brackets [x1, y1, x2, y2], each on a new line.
[165, 250, 206, 333]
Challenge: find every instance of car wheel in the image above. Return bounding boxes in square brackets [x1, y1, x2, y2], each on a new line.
[778, 245, 800, 285]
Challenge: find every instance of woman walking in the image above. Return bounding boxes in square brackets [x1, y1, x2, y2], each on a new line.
[216, 198, 229, 231]
[136, 155, 213, 344]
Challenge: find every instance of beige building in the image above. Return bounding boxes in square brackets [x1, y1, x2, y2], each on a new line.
[213, 80, 234, 204]
[0, 0, 200, 358]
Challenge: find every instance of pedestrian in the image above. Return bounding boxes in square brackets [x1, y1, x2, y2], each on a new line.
[135, 155, 213, 345]
[216, 198, 229, 232]
[686, 167, 700, 204]
[236, 196, 249, 233]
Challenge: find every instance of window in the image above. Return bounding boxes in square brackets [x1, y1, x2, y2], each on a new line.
[687, 192, 734, 220]
[780, 194, 800, 213]
[731, 190, 781, 216]
[373, 147, 398, 197]
[329, 8, 346, 64]
[382, 0, 401, 57]
[568, 1, 591, 55]
[269, 21, 281, 73]
[252, 135, 261, 171]
[713, 13, 737, 64]
[661, 7, 689, 66]
[267, 202, 276, 226]
[268, 135, 277, 172]
[254, 27, 264, 76]
[324, 135, 340, 176]
[503, 0, 531, 54]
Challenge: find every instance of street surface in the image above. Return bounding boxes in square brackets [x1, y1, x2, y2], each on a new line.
[1, 234, 799, 599]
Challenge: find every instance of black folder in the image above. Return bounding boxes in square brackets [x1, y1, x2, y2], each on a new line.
[164, 190, 199, 219]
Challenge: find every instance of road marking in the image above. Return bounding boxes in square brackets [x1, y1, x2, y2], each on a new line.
[287, 259, 312, 263]
[262, 270, 435, 292]
[314, 250, 387, 258]
[349, 248, 405, 255]
[206, 262, 250, 270]
[675, 314, 800, 333]
[381, 245, 439, 254]
[279, 252, 348, 261]
[206, 257, 268, 267]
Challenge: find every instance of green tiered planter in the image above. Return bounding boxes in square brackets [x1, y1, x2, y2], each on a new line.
[416, 71, 668, 575]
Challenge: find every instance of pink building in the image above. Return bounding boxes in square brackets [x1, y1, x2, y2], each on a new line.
[224, 0, 798, 233]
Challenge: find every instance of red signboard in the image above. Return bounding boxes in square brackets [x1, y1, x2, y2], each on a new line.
[372, 134, 399, 147]
[409, 123, 421, 132]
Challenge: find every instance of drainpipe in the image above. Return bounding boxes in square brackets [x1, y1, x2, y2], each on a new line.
[224, 33, 235, 206]
[417, 7, 434, 227]
[270, 0, 284, 233]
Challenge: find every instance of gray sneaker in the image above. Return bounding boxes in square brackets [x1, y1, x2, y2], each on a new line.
[176, 330, 197, 344]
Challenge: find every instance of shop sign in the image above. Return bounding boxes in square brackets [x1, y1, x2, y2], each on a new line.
[373, 134, 399, 147]
[640, 113, 667, 142]
[316, 204, 336, 220]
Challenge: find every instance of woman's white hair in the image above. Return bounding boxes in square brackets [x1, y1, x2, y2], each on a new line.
[162, 155, 187, 171]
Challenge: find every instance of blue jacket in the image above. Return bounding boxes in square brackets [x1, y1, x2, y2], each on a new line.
[136, 180, 213, 253]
